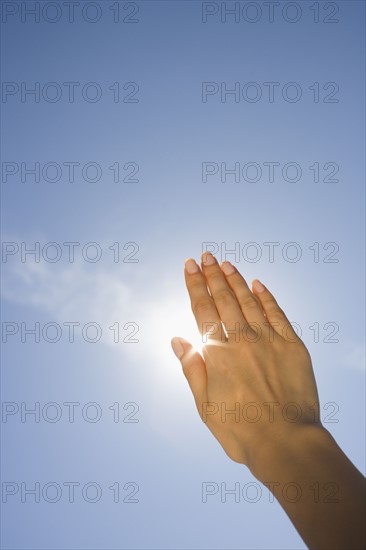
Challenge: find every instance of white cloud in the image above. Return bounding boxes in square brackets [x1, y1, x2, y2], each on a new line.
[2, 260, 139, 346]
[1, 255, 199, 355]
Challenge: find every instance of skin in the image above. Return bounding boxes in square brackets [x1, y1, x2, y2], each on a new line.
[171, 252, 366, 550]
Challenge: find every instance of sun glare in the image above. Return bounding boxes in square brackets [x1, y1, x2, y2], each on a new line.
[146, 294, 205, 365]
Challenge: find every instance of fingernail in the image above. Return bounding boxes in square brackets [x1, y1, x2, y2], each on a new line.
[185, 258, 199, 274]
[171, 337, 184, 359]
[252, 279, 265, 293]
[202, 252, 216, 266]
[221, 261, 236, 275]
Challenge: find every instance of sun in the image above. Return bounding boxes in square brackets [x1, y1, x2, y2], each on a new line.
[156, 297, 204, 355]
[141, 291, 206, 374]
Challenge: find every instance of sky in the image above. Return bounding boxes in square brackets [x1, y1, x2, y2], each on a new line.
[1, 1, 365, 549]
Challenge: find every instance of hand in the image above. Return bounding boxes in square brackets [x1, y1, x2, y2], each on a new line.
[172, 252, 366, 550]
[171, 252, 322, 471]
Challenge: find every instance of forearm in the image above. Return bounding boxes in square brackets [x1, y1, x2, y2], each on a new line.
[175, 257, 365, 548]
[250, 425, 366, 550]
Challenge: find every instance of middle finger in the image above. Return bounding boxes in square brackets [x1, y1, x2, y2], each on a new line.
[201, 252, 246, 339]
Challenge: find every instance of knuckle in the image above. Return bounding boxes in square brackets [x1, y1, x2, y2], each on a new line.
[188, 276, 204, 291]
[270, 311, 285, 323]
[213, 288, 233, 306]
[182, 361, 195, 381]
[192, 297, 214, 316]
[241, 295, 258, 309]
[265, 302, 284, 317]
[208, 270, 223, 280]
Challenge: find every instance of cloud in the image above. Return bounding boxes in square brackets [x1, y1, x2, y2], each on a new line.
[1, 253, 198, 356]
[2, 259, 140, 347]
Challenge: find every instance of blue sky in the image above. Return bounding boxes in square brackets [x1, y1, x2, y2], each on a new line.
[1, 1, 365, 548]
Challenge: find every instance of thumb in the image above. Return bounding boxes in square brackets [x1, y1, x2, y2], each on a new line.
[171, 337, 207, 407]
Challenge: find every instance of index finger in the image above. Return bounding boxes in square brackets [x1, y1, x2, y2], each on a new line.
[184, 258, 224, 342]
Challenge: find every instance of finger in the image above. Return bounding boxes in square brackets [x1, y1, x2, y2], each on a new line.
[201, 252, 247, 341]
[171, 337, 207, 410]
[251, 279, 298, 341]
[220, 261, 266, 328]
[184, 258, 224, 342]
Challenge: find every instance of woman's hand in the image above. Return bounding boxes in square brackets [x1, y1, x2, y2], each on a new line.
[171, 252, 366, 550]
[171, 252, 321, 470]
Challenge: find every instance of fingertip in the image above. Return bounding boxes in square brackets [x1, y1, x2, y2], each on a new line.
[171, 337, 193, 360]
[184, 258, 200, 274]
[201, 251, 216, 266]
[220, 261, 236, 276]
[171, 337, 185, 359]
[252, 279, 266, 294]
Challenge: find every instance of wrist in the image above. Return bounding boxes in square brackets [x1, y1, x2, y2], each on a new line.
[247, 423, 330, 482]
